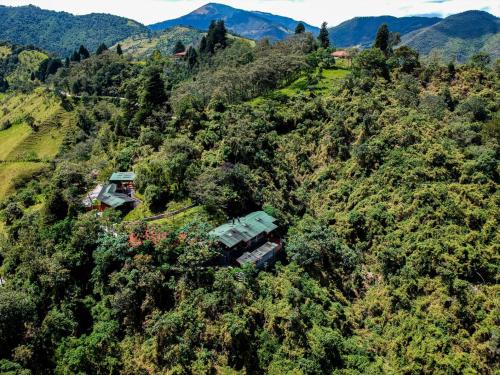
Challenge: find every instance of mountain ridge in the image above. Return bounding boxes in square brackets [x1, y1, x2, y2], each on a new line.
[149, 2, 319, 41]
[401, 10, 499, 62]
[0, 5, 148, 56]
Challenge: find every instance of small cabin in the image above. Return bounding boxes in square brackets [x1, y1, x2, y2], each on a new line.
[209, 211, 282, 268]
[173, 51, 187, 58]
[94, 172, 138, 212]
[331, 50, 350, 59]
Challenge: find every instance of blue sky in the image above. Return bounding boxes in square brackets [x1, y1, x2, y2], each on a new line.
[0, 0, 498, 26]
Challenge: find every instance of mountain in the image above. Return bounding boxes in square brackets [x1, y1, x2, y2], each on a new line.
[328, 15, 442, 48]
[0, 5, 148, 56]
[402, 11, 500, 62]
[149, 3, 319, 41]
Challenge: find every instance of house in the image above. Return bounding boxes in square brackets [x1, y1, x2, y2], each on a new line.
[209, 211, 282, 268]
[331, 50, 350, 58]
[94, 172, 138, 212]
[174, 51, 187, 58]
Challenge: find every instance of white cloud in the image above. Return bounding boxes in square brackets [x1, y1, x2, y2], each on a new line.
[0, 0, 498, 26]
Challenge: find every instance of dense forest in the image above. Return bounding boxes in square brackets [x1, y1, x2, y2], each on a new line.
[0, 21, 499, 375]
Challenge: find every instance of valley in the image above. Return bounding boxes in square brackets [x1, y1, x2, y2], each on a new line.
[0, 2, 498, 374]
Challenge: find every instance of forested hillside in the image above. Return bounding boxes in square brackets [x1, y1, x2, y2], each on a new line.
[402, 10, 500, 62]
[0, 22, 498, 375]
[0, 5, 147, 56]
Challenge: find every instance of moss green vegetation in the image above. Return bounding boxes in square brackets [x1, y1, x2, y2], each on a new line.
[0, 91, 70, 161]
[0, 30, 498, 374]
[0, 162, 48, 200]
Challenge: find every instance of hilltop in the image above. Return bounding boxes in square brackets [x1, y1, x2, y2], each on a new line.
[0, 5, 148, 56]
[149, 2, 319, 40]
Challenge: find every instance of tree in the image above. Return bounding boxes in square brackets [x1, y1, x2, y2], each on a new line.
[78, 45, 90, 59]
[374, 24, 389, 56]
[70, 50, 81, 62]
[186, 46, 198, 69]
[96, 43, 108, 55]
[317, 22, 330, 48]
[64, 57, 70, 67]
[0, 74, 8, 92]
[205, 20, 228, 53]
[116, 44, 123, 55]
[142, 65, 167, 107]
[144, 184, 166, 212]
[3, 202, 23, 225]
[388, 46, 420, 73]
[354, 48, 390, 80]
[295, 22, 306, 34]
[471, 52, 491, 69]
[173, 41, 186, 54]
[199, 36, 208, 53]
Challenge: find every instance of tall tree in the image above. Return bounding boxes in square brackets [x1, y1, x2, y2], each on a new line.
[205, 20, 228, 53]
[186, 47, 198, 69]
[173, 41, 186, 54]
[199, 36, 208, 54]
[96, 43, 108, 55]
[318, 22, 330, 48]
[70, 50, 81, 62]
[374, 24, 390, 56]
[78, 45, 90, 59]
[295, 22, 306, 34]
[142, 65, 168, 109]
[116, 44, 123, 55]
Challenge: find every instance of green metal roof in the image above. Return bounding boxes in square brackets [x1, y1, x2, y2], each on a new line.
[209, 211, 278, 248]
[109, 172, 136, 182]
[97, 184, 136, 208]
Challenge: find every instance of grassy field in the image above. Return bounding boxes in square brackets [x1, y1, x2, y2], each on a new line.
[0, 162, 49, 200]
[0, 91, 70, 162]
[251, 67, 350, 106]
[0, 90, 72, 202]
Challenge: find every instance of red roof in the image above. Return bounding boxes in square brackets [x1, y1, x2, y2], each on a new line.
[174, 51, 187, 57]
[331, 50, 349, 58]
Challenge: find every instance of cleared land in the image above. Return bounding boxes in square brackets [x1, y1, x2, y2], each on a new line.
[0, 90, 71, 201]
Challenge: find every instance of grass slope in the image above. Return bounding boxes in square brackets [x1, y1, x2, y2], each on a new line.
[0, 162, 48, 200]
[0, 90, 70, 161]
[0, 90, 72, 201]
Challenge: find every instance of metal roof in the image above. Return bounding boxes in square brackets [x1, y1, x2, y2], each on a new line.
[97, 184, 136, 208]
[209, 211, 278, 248]
[237, 242, 278, 266]
[109, 172, 136, 182]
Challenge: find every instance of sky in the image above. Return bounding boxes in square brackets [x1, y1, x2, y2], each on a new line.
[0, 0, 498, 26]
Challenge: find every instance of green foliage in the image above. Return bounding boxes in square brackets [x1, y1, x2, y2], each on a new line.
[0, 5, 148, 56]
[373, 23, 390, 54]
[295, 22, 306, 34]
[317, 22, 330, 48]
[0, 30, 498, 375]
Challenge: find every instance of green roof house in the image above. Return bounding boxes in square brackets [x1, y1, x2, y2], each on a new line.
[209, 211, 281, 267]
[96, 184, 137, 210]
[109, 172, 136, 183]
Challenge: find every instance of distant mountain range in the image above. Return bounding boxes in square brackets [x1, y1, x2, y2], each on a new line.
[402, 11, 499, 62]
[0, 5, 148, 56]
[328, 16, 442, 48]
[149, 3, 319, 41]
[0, 3, 497, 63]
